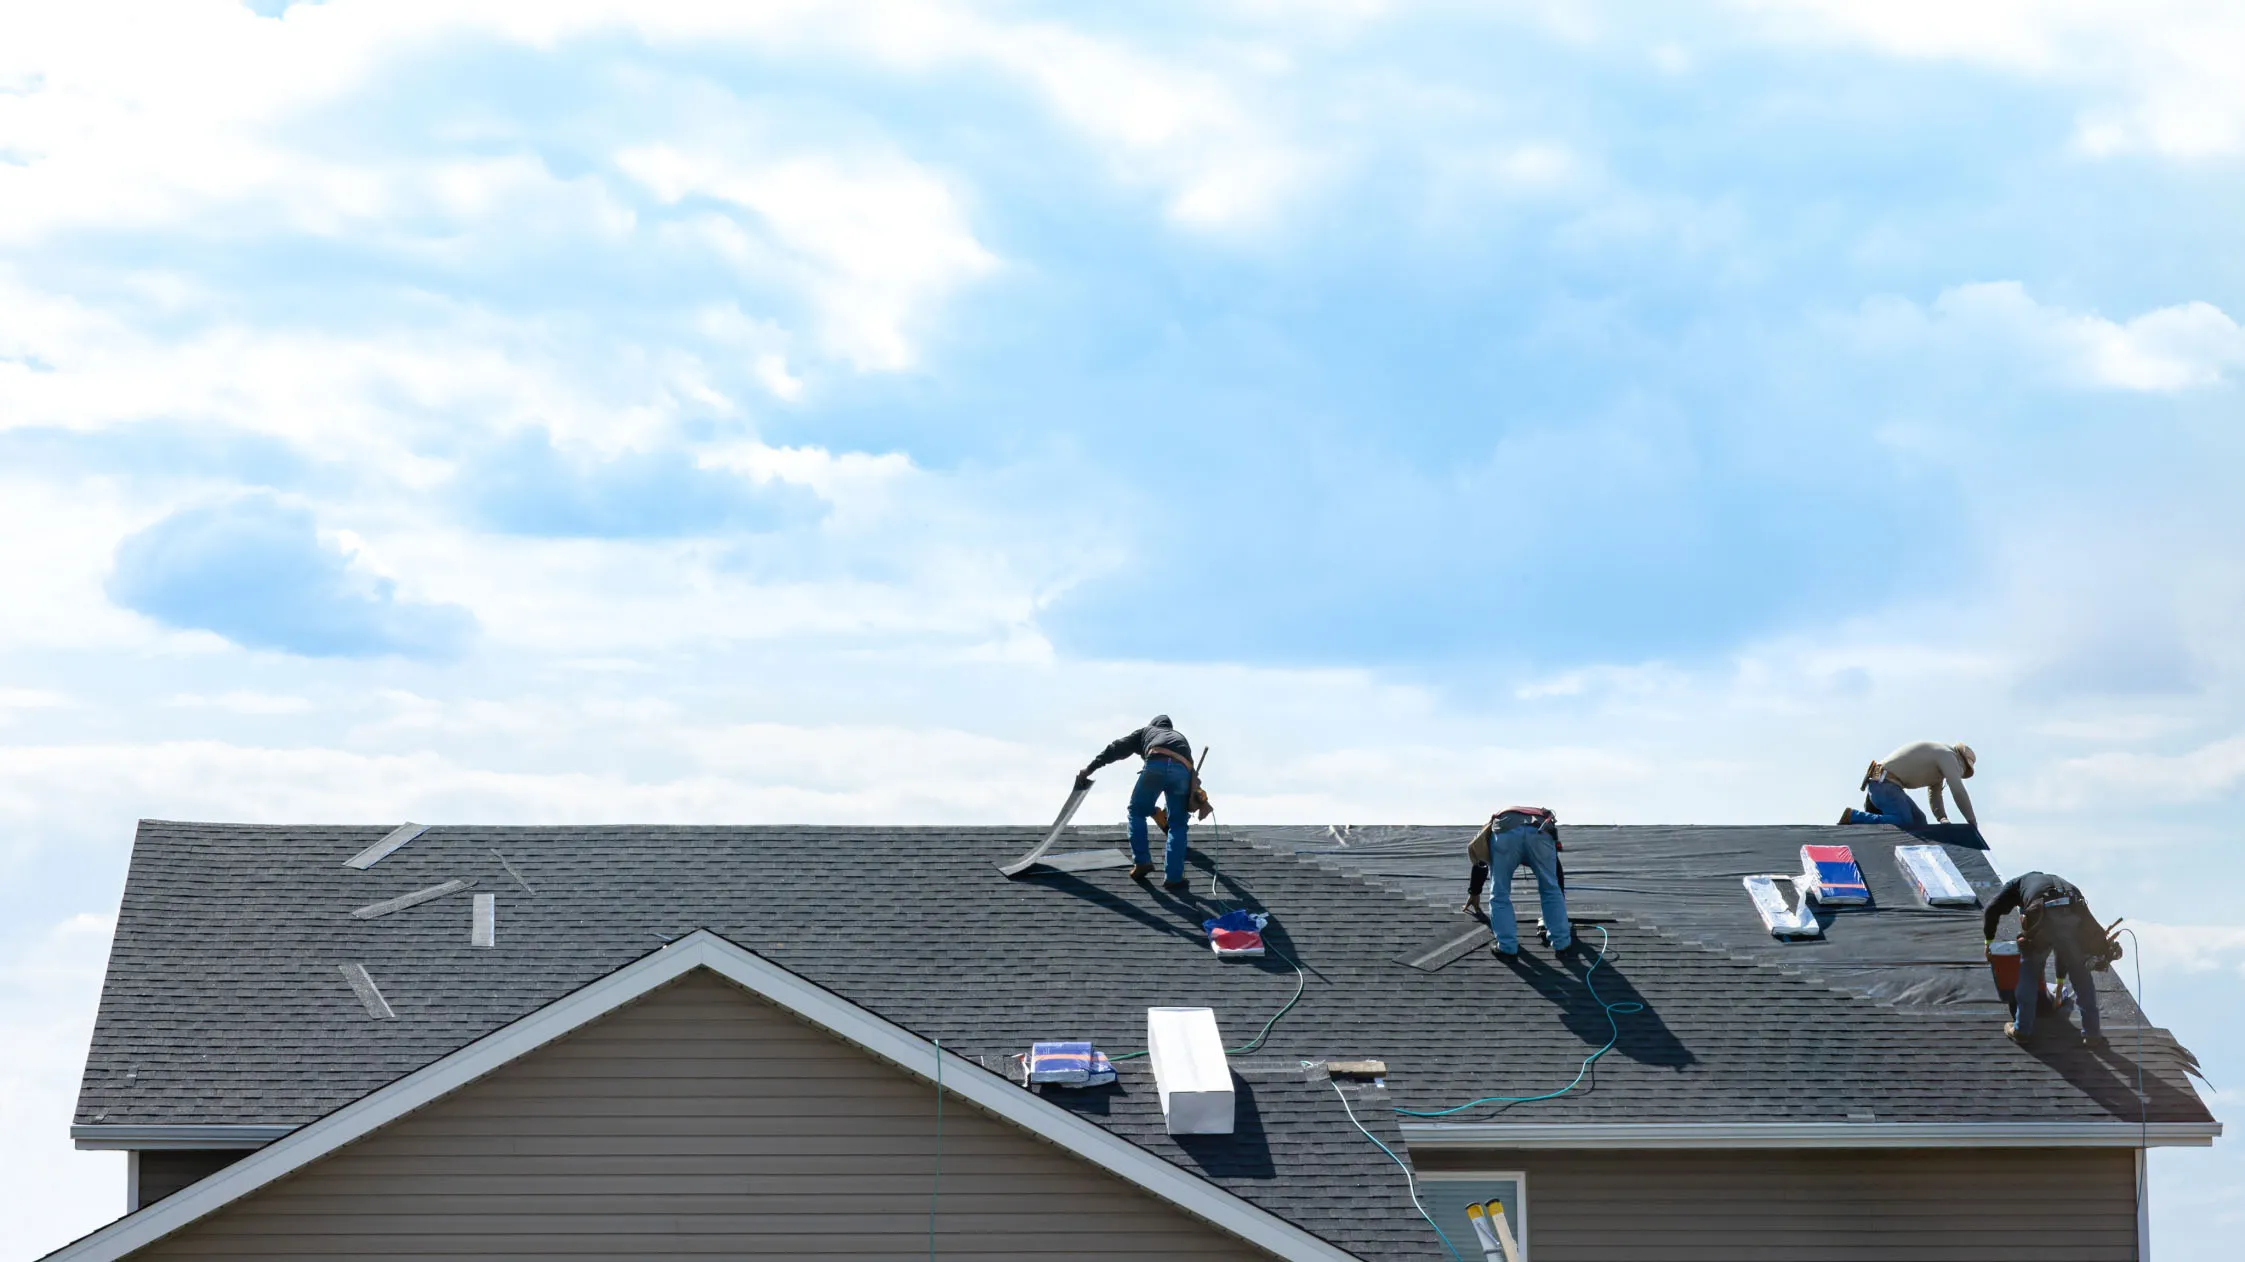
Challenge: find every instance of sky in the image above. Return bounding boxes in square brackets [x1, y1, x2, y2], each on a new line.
[2, 0, 2241, 1255]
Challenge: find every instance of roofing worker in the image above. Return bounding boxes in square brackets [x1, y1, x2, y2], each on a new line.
[1077, 715, 1206, 890]
[1840, 740, 1978, 828]
[1461, 807, 1572, 957]
[1983, 870, 2109, 1047]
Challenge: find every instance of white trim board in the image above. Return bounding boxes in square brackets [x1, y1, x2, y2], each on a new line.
[38, 930, 1362, 1262]
[72, 1125, 294, 1152]
[1401, 1120, 2222, 1150]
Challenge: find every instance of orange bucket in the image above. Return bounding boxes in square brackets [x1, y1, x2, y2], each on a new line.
[1987, 940, 2021, 993]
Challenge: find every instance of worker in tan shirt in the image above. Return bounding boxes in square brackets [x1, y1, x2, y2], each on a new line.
[1839, 741, 1978, 828]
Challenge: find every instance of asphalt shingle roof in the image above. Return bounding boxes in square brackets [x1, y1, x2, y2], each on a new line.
[78, 819, 2216, 1259]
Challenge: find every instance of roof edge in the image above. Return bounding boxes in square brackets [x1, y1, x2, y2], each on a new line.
[71, 1125, 292, 1152]
[1401, 1120, 2223, 1150]
[41, 930, 1362, 1262]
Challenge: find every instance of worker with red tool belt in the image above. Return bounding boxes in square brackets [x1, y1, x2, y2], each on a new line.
[1983, 870, 2114, 1047]
[1841, 740, 1978, 828]
[1077, 715, 1208, 890]
[1461, 807, 1572, 957]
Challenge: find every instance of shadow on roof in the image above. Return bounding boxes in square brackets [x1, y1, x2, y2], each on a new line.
[1172, 1077, 1278, 1180]
[2037, 1037, 2210, 1124]
[1496, 945, 1697, 1073]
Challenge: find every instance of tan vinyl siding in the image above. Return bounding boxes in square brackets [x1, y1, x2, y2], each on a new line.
[1415, 1147, 2138, 1261]
[133, 1152, 247, 1210]
[131, 970, 1274, 1260]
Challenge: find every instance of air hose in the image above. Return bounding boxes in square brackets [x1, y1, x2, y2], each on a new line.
[1331, 1076, 1464, 1262]
[1106, 941, 1307, 1062]
[1393, 924, 1644, 1116]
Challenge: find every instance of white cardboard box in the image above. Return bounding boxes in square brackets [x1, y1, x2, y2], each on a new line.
[1146, 1007, 1235, 1135]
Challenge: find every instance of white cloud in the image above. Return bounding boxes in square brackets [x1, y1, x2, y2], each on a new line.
[1741, 0, 2245, 158]
[2032, 736, 2245, 809]
[0, 913, 120, 1260]
[0, 689, 71, 709]
[164, 691, 315, 715]
[2128, 921, 2245, 979]
[619, 145, 995, 372]
[1849, 282, 2245, 393]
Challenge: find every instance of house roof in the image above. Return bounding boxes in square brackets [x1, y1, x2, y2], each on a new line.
[72, 818, 2219, 1255]
[46, 931, 1379, 1262]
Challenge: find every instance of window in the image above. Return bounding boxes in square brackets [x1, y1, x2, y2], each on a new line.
[1419, 1171, 1528, 1260]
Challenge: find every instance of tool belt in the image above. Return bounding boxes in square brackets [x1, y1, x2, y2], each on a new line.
[1146, 747, 1213, 828]
[2019, 889, 2125, 970]
[1467, 806, 1560, 865]
[1861, 760, 1887, 789]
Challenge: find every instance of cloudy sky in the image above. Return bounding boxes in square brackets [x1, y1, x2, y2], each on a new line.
[4, 0, 2242, 1255]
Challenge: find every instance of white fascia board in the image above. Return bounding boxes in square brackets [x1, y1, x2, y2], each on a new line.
[1401, 1120, 2223, 1150]
[40, 930, 1361, 1262]
[72, 1125, 295, 1151]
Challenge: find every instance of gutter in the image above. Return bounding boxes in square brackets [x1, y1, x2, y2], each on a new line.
[1400, 1120, 2223, 1150]
[72, 1125, 296, 1151]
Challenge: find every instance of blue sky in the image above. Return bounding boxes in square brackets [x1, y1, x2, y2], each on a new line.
[4, 0, 2243, 1255]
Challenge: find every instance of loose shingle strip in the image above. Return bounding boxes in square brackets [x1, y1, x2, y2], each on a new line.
[350, 878, 475, 921]
[490, 849, 535, 894]
[343, 823, 429, 870]
[337, 964, 395, 1019]
[471, 893, 495, 947]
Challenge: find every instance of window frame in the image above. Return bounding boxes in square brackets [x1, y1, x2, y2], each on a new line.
[1417, 1166, 1531, 1260]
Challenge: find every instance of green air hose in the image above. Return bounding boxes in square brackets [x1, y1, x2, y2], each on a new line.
[1106, 941, 1306, 1062]
[1392, 924, 1644, 1116]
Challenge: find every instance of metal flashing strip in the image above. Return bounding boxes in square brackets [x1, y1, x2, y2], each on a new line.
[72, 1124, 296, 1152]
[1026, 847, 1133, 874]
[1400, 1120, 2223, 1150]
[343, 822, 429, 870]
[40, 931, 1362, 1262]
[471, 893, 496, 947]
[994, 783, 1092, 878]
[1396, 922, 1490, 972]
[350, 878, 474, 921]
[338, 963, 396, 1019]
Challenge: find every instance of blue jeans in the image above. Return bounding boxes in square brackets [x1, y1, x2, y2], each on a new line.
[2017, 924, 2103, 1039]
[1128, 758, 1192, 882]
[1486, 825, 1570, 952]
[1846, 778, 1927, 827]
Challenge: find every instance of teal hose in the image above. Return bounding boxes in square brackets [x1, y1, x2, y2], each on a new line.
[1331, 1077, 1463, 1262]
[1107, 942, 1306, 1062]
[1394, 925, 1644, 1117]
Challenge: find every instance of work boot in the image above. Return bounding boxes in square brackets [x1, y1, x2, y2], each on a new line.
[1491, 942, 1518, 959]
[2081, 1032, 2109, 1050]
[1837, 808, 1855, 825]
[1128, 862, 1153, 880]
[2004, 1021, 2025, 1044]
[1161, 878, 1191, 893]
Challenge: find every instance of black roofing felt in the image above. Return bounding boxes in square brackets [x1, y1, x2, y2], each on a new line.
[79, 820, 2214, 1258]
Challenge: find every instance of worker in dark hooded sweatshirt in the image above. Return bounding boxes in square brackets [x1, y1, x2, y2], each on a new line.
[1983, 870, 2109, 1047]
[1078, 715, 1203, 889]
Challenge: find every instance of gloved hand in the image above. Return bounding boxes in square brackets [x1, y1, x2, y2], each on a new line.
[1073, 771, 1094, 791]
[1463, 899, 1483, 918]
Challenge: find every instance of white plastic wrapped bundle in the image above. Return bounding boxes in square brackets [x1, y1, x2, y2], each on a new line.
[1894, 845, 1978, 906]
[1744, 874, 1821, 937]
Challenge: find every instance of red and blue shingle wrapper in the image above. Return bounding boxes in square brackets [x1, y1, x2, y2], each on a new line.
[1800, 844, 1870, 905]
[1203, 909, 1270, 959]
[1027, 1041, 1116, 1087]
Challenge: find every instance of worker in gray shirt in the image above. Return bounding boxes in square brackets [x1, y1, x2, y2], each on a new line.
[1078, 715, 1204, 890]
[1839, 741, 1977, 828]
